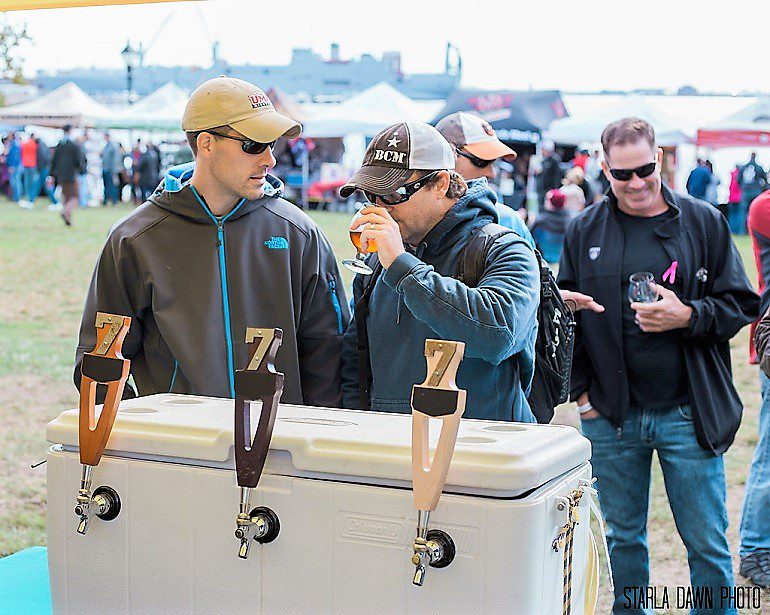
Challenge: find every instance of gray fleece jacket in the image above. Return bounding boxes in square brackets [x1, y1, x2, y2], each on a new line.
[74, 162, 349, 407]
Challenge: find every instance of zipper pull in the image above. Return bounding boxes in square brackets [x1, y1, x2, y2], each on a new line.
[616, 427, 623, 440]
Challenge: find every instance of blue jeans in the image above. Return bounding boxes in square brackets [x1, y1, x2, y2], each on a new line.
[581, 406, 736, 615]
[8, 166, 21, 201]
[33, 166, 57, 204]
[740, 371, 770, 556]
[21, 166, 37, 201]
[102, 170, 118, 204]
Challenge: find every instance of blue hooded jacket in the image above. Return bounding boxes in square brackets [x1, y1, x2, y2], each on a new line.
[341, 178, 540, 422]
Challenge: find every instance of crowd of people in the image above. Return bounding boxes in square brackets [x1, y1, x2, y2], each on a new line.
[0, 129, 164, 224]
[686, 153, 769, 236]
[65, 78, 770, 611]
[0, 75, 760, 611]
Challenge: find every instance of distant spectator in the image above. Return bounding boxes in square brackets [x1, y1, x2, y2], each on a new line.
[6, 132, 21, 202]
[685, 158, 712, 201]
[703, 159, 721, 211]
[535, 140, 563, 206]
[585, 148, 603, 182]
[562, 166, 590, 212]
[33, 136, 57, 207]
[51, 124, 86, 226]
[76, 133, 99, 208]
[131, 139, 143, 204]
[100, 132, 120, 205]
[137, 141, 161, 201]
[736, 152, 767, 235]
[18, 133, 38, 208]
[529, 188, 570, 263]
[572, 148, 589, 170]
[0, 136, 10, 198]
[728, 164, 743, 231]
[116, 143, 129, 202]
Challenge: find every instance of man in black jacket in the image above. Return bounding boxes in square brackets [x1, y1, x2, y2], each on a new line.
[50, 124, 86, 226]
[558, 117, 759, 613]
[534, 139, 563, 206]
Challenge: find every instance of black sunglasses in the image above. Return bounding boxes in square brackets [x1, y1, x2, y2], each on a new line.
[608, 161, 657, 181]
[456, 148, 494, 168]
[204, 130, 276, 155]
[364, 170, 441, 206]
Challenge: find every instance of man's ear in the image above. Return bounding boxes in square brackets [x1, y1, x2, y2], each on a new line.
[196, 132, 214, 156]
[434, 170, 451, 198]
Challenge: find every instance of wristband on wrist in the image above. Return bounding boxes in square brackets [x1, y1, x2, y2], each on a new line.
[577, 402, 593, 415]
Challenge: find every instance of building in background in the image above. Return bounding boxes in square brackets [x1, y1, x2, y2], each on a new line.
[35, 42, 462, 103]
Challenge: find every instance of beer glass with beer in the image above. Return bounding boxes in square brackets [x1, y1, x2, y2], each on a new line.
[342, 208, 376, 275]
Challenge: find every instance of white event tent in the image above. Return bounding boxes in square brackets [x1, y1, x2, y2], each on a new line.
[546, 94, 693, 147]
[97, 82, 188, 131]
[302, 82, 441, 138]
[0, 82, 109, 128]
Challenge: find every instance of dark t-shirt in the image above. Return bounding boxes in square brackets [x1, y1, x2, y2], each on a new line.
[617, 208, 689, 409]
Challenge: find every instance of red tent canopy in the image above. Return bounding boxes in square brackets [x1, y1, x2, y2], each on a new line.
[697, 98, 770, 148]
[697, 129, 770, 148]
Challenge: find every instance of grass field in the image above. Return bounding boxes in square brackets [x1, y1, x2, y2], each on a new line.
[0, 198, 767, 613]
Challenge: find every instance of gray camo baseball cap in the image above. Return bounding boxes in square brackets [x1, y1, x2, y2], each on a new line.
[340, 122, 456, 197]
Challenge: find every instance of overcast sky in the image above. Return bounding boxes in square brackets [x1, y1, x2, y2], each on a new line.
[4, 0, 766, 94]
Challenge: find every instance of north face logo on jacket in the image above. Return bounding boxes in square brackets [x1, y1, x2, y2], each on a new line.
[264, 236, 289, 250]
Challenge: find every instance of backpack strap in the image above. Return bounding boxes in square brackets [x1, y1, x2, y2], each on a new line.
[354, 256, 383, 410]
[457, 222, 520, 288]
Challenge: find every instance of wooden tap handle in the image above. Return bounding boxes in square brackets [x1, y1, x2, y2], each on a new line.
[234, 328, 284, 488]
[78, 312, 131, 467]
[411, 339, 466, 512]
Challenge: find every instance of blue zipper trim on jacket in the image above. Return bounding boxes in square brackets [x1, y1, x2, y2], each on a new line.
[329, 278, 344, 334]
[168, 359, 179, 393]
[190, 185, 247, 398]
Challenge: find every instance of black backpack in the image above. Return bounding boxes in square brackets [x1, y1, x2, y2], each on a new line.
[458, 224, 575, 423]
[355, 223, 575, 423]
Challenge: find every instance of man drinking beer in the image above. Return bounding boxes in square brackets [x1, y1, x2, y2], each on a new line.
[339, 122, 540, 422]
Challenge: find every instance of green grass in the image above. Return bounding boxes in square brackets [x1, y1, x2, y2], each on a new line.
[0, 198, 767, 612]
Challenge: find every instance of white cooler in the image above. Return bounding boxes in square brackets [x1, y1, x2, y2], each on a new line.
[46, 393, 594, 614]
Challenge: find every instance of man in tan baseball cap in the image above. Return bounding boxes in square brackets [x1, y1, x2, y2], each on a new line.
[182, 76, 302, 211]
[74, 76, 350, 410]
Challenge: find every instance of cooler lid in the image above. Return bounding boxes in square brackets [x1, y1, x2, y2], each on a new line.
[47, 394, 590, 497]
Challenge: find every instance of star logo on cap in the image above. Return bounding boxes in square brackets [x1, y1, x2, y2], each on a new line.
[387, 135, 400, 148]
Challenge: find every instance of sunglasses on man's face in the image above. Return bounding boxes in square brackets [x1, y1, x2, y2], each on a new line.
[608, 161, 657, 181]
[456, 148, 494, 168]
[205, 130, 276, 155]
[364, 170, 441, 206]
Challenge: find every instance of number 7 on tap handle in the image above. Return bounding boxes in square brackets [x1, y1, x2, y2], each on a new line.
[233, 327, 284, 560]
[410, 339, 466, 586]
[234, 327, 284, 489]
[78, 312, 131, 468]
[75, 312, 131, 535]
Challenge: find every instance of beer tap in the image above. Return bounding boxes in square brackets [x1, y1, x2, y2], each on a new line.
[410, 339, 465, 586]
[75, 312, 131, 535]
[233, 327, 284, 559]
